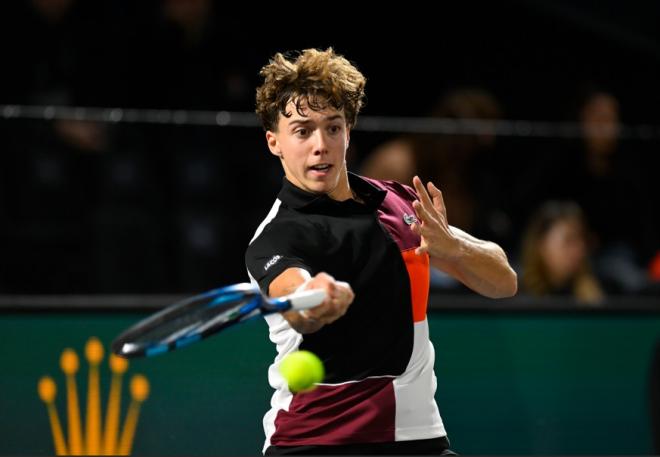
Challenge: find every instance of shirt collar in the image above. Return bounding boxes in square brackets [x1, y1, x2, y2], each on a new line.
[277, 172, 386, 211]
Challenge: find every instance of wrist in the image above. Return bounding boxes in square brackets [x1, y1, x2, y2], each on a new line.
[436, 232, 467, 263]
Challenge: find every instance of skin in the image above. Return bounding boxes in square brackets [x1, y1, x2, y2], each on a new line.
[266, 100, 517, 334]
[409, 176, 518, 299]
[539, 218, 587, 288]
[266, 100, 352, 201]
[266, 100, 355, 333]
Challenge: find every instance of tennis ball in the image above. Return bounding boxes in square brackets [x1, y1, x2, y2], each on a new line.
[279, 350, 325, 393]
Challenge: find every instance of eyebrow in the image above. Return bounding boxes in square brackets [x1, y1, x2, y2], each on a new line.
[288, 114, 344, 127]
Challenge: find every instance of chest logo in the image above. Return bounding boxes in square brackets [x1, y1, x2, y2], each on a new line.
[403, 213, 418, 225]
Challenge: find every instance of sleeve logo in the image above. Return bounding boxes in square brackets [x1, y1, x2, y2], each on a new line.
[264, 255, 283, 271]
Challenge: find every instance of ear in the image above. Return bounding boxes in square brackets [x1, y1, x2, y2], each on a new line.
[346, 126, 351, 148]
[266, 131, 281, 158]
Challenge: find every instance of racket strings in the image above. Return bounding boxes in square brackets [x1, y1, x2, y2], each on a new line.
[129, 297, 253, 344]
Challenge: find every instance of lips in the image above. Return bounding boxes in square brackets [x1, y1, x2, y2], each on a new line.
[307, 163, 333, 178]
[308, 163, 332, 171]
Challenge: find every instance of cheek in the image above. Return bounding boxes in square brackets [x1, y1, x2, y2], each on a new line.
[566, 240, 586, 264]
[281, 140, 308, 160]
[540, 240, 559, 270]
[541, 235, 569, 271]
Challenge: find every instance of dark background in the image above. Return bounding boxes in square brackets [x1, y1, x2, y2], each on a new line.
[1, 0, 659, 293]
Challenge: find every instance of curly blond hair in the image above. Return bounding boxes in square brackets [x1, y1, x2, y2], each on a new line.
[255, 48, 366, 131]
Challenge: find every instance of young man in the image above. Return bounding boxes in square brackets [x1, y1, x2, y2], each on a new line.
[246, 48, 517, 455]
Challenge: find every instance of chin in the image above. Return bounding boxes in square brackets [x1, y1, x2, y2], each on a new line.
[306, 182, 333, 194]
[305, 175, 338, 193]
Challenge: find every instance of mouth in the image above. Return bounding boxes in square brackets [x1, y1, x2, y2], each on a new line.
[307, 163, 333, 177]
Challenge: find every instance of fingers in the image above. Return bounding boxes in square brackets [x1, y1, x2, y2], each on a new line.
[413, 177, 448, 229]
[299, 274, 353, 325]
[307, 272, 336, 297]
[410, 222, 429, 256]
[334, 281, 355, 303]
[409, 221, 422, 236]
[412, 176, 435, 213]
[427, 181, 446, 215]
[327, 281, 353, 321]
[410, 180, 451, 259]
[412, 199, 434, 226]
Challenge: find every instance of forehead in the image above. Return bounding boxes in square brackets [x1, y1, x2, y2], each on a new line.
[548, 218, 583, 235]
[280, 99, 345, 125]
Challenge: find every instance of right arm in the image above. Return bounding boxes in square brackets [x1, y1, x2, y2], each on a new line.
[269, 267, 355, 334]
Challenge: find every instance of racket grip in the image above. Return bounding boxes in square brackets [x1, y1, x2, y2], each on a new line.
[287, 289, 327, 310]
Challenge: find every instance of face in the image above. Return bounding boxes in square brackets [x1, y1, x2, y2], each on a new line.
[580, 93, 620, 154]
[266, 100, 351, 200]
[539, 218, 587, 284]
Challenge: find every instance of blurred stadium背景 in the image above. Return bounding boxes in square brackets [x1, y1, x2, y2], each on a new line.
[0, 0, 658, 295]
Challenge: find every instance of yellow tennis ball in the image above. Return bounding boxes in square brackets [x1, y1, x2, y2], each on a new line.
[279, 350, 325, 393]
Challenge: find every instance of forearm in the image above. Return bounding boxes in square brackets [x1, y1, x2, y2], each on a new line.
[431, 226, 518, 299]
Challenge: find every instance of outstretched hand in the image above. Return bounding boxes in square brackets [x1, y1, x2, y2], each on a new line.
[409, 175, 461, 261]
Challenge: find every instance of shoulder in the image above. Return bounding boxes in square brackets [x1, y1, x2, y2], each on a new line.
[247, 203, 325, 252]
[245, 204, 325, 292]
[360, 175, 418, 204]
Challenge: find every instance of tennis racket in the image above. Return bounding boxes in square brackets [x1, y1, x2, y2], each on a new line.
[112, 282, 325, 358]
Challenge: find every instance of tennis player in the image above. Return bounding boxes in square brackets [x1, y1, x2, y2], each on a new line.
[246, 48, 517, 455]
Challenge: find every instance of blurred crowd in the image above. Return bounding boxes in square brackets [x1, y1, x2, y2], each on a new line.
[1, 0, 659, 302]
[363, 87, 660, 303]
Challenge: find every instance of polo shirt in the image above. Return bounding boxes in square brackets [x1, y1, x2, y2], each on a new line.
[246, 172, 446, 451]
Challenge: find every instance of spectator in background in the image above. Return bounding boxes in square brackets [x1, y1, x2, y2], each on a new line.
[571, 90, 653, 293]
[520, 201, 604, 305]
[515, 88, 654, 294]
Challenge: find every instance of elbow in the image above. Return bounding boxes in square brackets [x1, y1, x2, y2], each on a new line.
[493, 248, 518, 298]
[490, 268, 518, 299]
[501, 268, 518, 298]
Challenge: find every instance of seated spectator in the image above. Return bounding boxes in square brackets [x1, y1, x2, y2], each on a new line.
[573, 90, 652, 293]
[520, 201, 604, 305]
[514, 88, 654, 294]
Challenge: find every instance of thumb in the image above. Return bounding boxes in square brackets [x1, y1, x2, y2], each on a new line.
[415, 245, 427, 256]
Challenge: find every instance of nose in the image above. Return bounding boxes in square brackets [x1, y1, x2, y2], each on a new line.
[312, 130, 328, 156]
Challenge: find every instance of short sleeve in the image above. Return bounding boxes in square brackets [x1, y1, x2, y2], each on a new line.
[245, 219, 322, 295]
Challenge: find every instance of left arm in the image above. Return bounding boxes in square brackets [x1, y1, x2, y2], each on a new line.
[410, 176, 518, 299]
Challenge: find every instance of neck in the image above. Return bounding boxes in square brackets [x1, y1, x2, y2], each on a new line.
[327, 169, 353, 201]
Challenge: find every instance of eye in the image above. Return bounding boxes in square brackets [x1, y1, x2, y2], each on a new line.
[295, 128, 309, 137]
[328, 124, 342, 134]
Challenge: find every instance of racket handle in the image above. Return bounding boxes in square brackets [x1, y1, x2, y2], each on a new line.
[286, 289, 327, 310]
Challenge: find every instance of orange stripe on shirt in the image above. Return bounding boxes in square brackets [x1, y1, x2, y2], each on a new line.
[401, 249, 430, 322]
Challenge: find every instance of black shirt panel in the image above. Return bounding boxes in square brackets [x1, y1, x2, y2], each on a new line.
[247, 211, 324, 295]
[246, 175, 415, 382]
